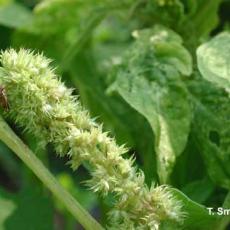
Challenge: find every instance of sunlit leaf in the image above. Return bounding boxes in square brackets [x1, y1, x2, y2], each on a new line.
[111, 26, 192, 183]
[197, 32, 230, 91]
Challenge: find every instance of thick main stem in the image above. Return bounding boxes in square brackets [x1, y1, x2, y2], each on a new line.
[0, 116, 104, 230]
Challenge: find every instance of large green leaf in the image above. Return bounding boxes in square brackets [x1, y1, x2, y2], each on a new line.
[197, 32, 230, 91]
[111, 26, 192, 183]
[188, 77, 230, 189]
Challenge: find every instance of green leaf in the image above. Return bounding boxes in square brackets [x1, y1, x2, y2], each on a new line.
[184, 0, 221, 38]
[197, 32, 230, 91]
[188, 77, 230, 189]
[0, 192, 16, 230]
[133, 0, 185, 28]
[31, 0, 82, 35]
[182, 178, 215, 204]
[111, 26, 192, 183]
[0, 2, 33, 28]
[170, 188, 219, 230]
[0, 185, 54, 230]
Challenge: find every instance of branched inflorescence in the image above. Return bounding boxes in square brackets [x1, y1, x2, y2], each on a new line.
[0, 49, 184, 229]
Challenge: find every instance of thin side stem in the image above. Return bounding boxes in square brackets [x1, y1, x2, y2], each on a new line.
[61, 11, 105, 69]
[0, 116, 104, 230]
[61, 3, 130, 69]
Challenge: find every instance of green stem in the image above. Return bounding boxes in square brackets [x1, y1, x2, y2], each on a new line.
[61, 3, 130, 69]
[0, 116, 104, 230]
[61, 10, 105, 69]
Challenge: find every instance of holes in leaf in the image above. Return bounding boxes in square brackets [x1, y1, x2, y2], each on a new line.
[209, 130, 220, 147]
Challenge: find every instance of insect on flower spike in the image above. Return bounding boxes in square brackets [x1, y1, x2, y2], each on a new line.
[0, 86, 9, 111]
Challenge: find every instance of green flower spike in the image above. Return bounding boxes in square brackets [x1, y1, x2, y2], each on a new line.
[0, 49, 184, 229]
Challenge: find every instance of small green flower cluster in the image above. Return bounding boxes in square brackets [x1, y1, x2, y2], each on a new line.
[0, 49, 184, 229]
